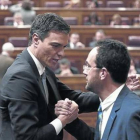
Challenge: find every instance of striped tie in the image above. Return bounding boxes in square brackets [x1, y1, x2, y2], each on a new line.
[41, 72, 49, 104]
[95, 105, 103, 140]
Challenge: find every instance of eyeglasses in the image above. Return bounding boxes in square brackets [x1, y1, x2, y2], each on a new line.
[83, 65, 100, 71]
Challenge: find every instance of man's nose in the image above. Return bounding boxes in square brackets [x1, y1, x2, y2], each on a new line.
[83, 69, 88, 76]
[58, 49, 64, 57]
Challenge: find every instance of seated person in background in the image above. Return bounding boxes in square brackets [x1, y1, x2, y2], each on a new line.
[9, 0, 36, 25]
[133, 14, 140, 26]
[87, 0, 99, 9]
[133, 0, 140, 8]
[0, 0, 10, 9]
[84, 12, 102, 25]
[89, 29, 106, 47]
[55, 58, 79, 76]
[13, 12, 24, 26]
[110, 14, 127, 26]
[65, 0, 80, 8]
[67, 33, 85, 49]
[0, 42, 14, 84]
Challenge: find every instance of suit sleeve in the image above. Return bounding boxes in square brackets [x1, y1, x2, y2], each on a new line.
[65, 118, 94, 140]
[126, 109, 140, 139]
[2, 71, 57, 140]
[56, 78, 100, 113]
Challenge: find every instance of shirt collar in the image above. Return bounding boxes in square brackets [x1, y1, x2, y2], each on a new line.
[27, 48, 45, 76]
[100, 84, 125, 111]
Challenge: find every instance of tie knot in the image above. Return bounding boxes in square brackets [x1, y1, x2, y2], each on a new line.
[41, 72, 46, 79]
[98, 105, 102, 112]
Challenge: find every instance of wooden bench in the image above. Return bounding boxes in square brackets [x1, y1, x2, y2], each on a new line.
[0, 25, 140, 49]
[0, 8, 140, 25]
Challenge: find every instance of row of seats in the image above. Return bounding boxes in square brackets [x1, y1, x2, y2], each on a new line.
[4, 16, 140, 26]
[0, 0, 135, 8]
[8, 36, 140, 48]
[39, 1, 127, 8]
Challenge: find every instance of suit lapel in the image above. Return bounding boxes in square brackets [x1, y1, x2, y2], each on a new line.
[21, 49, 49, 104]
[102, 85, 129, 140]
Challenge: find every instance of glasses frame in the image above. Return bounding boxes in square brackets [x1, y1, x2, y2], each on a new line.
[83, 65, 100, 71]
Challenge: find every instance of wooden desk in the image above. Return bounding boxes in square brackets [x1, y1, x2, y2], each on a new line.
[0, 8, 140, 25]
[0, 25, 140, 49]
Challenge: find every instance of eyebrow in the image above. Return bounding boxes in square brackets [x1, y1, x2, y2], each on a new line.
[85, 61, 91, 67]
[50, 42, 68, 48]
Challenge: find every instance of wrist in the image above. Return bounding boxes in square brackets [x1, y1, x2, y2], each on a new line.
[58, 115, 68, 127]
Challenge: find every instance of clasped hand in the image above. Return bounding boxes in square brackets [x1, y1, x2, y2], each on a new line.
[55, 98, 79, 127]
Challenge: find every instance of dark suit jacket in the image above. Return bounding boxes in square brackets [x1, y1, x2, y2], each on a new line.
[0, 49, 99, 140]
[94, 86, 140, 140]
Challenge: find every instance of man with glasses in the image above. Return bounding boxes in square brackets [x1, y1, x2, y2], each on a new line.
[56, 39, 140, 140]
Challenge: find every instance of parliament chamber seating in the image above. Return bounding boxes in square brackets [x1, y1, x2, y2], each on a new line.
[106, 1, 124, 8]
[4, 17, 13, 25]
[63, 17, 78, 25]
[8, 37, 28, 47]
[0, 1, 140, 139]
[128, 36, 140, 47]
[0, 8, 140, 25]
[44, 1, 62, 8]
[17, 0, 35, 6]
[10, 0, 134, 8]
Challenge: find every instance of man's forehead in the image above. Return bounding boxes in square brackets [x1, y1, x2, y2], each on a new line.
[86, 47, 98, 65]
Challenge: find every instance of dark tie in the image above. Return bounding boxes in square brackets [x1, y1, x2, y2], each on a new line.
[94, 105, 103, 140]
[41, 72, 49, 104]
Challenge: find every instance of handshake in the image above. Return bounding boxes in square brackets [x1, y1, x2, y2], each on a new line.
[55, 98, 79, 127]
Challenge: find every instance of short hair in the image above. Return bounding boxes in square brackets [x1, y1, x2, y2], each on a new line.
[95, 39, 130, 84]
[22, 0, 32, 10]
[28, 13, 70, 46]
[89, 12, 99, 22]
[58, 58, 70, 65]
[2, 42, 14, 52]
[91, 0, 99, 7]
[96, 29, 105, 35]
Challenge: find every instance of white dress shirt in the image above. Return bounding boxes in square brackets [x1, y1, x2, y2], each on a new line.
[69, 42, 76, 49]
[27, 48, 62, 135]
[99, 84, 125, 139]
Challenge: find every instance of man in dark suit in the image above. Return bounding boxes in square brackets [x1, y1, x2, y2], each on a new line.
[56, 39, 140, 140]
[0, 42, 14, 84]
[0, 13, 99, 140]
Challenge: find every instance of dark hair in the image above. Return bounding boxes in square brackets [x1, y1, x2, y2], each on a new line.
[95, 39, 130, 84]
[28, 13, 70, 46]
[59, 58, 70, 65]
[92, 0, 99, 7]
[89, 12, 99, 23]
[22, 0, 32, 10]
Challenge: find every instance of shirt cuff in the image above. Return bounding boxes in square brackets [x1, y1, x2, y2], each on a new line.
[50, 118, 63, 135]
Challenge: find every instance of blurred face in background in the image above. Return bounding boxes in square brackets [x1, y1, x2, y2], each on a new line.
[14, 14, 23, 24]
[70, 34, 80, 44]
[60, 64, 70, 70]
[134, 0, 140, 8]
[95, 32, 106, 41]
[1, 0, 9, 5]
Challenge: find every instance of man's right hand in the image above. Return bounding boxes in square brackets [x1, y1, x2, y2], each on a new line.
[56, 99, 79, 127]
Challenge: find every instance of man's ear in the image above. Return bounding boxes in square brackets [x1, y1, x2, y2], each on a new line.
[100, 67, 108, 80]
[32, 33, 39, 47]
